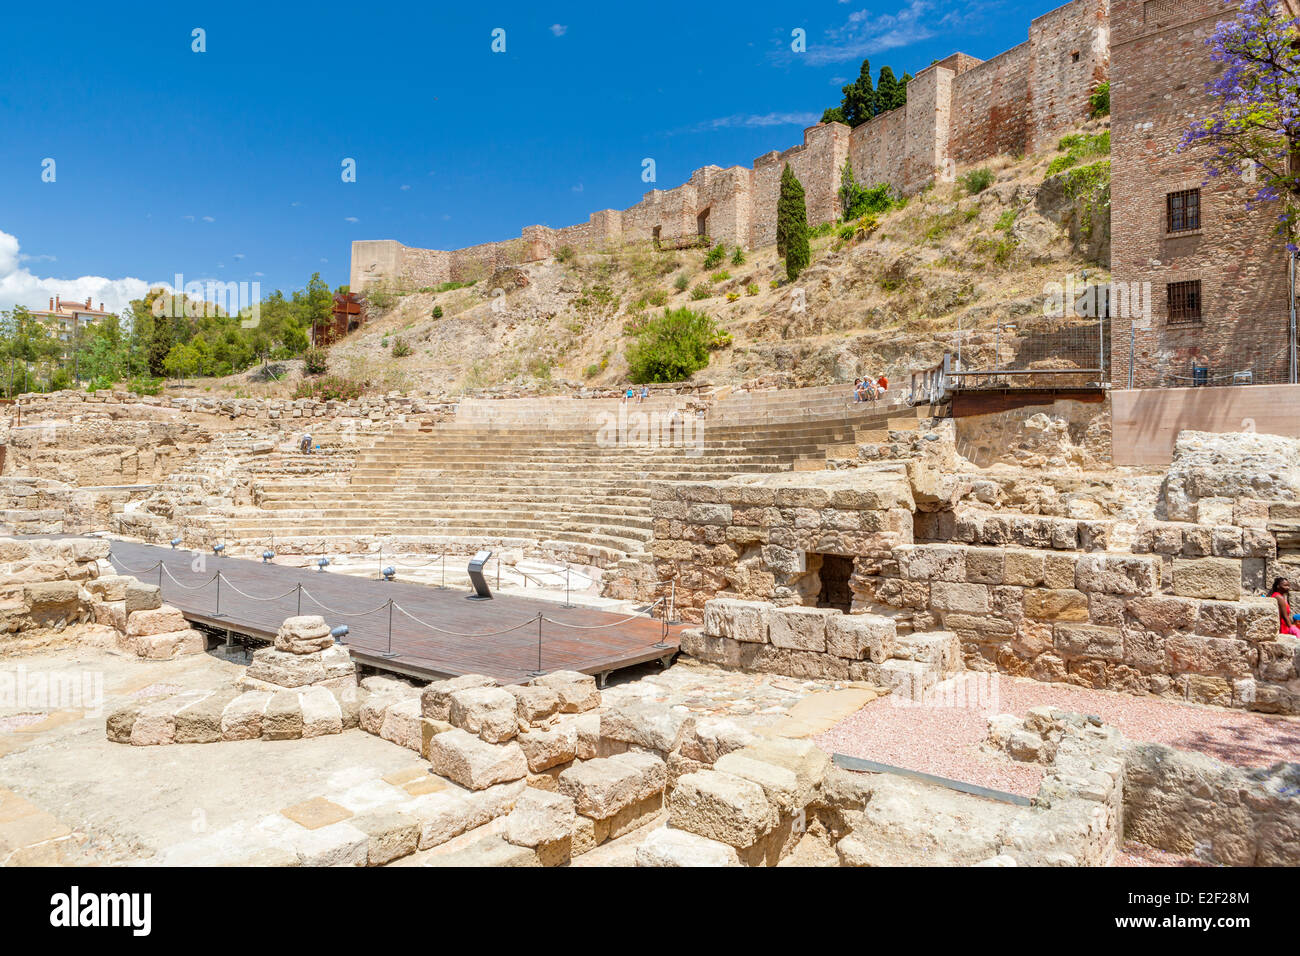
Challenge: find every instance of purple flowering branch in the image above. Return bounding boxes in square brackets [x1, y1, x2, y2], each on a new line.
[1181, 0, 1300, 250]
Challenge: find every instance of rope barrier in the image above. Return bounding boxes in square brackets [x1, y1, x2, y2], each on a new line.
[542, 599, 664, 630]
[299, 588, 392, 618]
[215, 575, 301, 603]
[376, 552, 447, 569]
[161, 566, 219, 591]
[108, 554, 163, 575]
[391, 602, 540, 638]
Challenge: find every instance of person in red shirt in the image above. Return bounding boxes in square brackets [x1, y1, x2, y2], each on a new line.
[1270, 578, 1300, 636]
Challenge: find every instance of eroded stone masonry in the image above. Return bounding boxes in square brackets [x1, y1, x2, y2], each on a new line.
[351, 0, 1110, 289]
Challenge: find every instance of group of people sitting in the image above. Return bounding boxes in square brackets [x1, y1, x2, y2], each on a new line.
[853, 375, 888, 403]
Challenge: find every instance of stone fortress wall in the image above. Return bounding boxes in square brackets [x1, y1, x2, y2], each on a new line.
[350, 0, 1110, 291]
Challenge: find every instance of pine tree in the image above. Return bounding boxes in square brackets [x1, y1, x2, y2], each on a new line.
[841, 60, 876, 127]
[777, 166, 810, 281]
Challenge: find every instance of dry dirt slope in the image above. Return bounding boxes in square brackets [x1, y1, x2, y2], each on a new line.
[329, 119, 1112, 395]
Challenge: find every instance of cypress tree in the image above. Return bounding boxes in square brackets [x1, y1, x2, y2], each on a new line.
[777, 166, 810, 281]
[876, 66, 904, 113]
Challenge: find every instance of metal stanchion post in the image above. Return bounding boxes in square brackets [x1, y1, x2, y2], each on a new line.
[528, 613, 544, 677]
[652, 600, 670, 649]
[380, 599, 396, 658]
[215, 572, 221, 617]
[438, 553, 447, 590]
[296, 583, 302, 616]
[561, 568, 575, 609]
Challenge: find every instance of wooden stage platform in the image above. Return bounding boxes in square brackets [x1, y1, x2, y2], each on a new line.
[106, 541, 681, 685]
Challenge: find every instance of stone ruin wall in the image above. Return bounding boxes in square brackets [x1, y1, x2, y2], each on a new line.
[350, 0, 1111, 291]
[652, 456, 1300, 716]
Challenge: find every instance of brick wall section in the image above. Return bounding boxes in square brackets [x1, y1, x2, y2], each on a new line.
[1110, 0, 1296, 387]
[950, 44, 1032, 164]
[352, 0, 1109, 289]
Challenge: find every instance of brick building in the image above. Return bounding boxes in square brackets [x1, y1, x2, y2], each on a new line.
[352, 0, 1110, 292]
[1110, 0, 1300, 388]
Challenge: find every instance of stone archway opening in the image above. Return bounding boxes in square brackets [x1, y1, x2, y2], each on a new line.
[811, 552, 854, 613]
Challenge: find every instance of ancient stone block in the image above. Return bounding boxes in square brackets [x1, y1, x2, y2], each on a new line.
[1024, 588, 1089, 622]
[930, 581, 990, 614]
[1074, 554, 1158, 596]
[669, 770, 778, 849]
[517, 721, 579, 773]
[426, 729, 528, 790]
[635, 826, 742, 867]
[420, 673, 498, 720]
[1171, 558, 1242, 601]
[600, 701, 695, 754]
[504, 789, 577, 848]
[768, 606, 831, 652]
[1053, 623, 1123, 661]
[824, 612, 895, 662]
[448, 686, 519, 743]
[897, 545, 966, 582]
[529, 670, 601, 712]
[702, 598, 770, 643]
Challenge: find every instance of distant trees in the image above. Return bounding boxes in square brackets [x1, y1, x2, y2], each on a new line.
[777, 166, 811, 281]
[822, 60, 914, 128]
[0, 271, 340, 394]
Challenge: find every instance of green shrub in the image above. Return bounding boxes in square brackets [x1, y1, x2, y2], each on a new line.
[647, 289, 669, 307]
[302, 347, 329, 375]
[690, 284, 712, 301]
[625, 308, 725, 383]
[673, 274, 689, 292]
[995, 210, 1017, 232]
[293, 375, 367, 401]
[127, 376, 164, 396]
[959, 168, 995, 195]
[746, 283, 760, 296]
[432, 305, 443, 318]
[1089, 82, 1110, 119]
[731, 246, 745, 266]
[433, 280, 475, 293]
[1048, 131, 1111, 176]
[554, 245, 575, 263]
[703, 244, 726, 268]
[391, 337, 412, 358]
[711, 270, 730, 283]
[622, 312, 651, 336]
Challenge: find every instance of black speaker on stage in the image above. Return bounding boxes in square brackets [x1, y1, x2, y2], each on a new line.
[467, 550, 493, 600]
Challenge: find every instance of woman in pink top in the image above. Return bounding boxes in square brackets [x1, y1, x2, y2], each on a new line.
[1270, 578, 1300, 636]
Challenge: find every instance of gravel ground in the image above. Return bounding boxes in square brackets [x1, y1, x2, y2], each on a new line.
[1116, 842, 1209, 867]
[816, 676, 1300, 798]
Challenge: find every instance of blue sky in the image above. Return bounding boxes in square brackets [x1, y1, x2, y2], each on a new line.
[0, 0, 1049, 313]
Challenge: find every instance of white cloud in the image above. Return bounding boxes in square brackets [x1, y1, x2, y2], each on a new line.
[803, 0, 994, 65]
[0, 229, 153, 315]
[344, 216, 359, 223]
[676, 111, 821, 134]
[550, 24, 567, 37]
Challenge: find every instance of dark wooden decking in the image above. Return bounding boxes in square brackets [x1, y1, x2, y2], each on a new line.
[107, 541, 680, 685]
